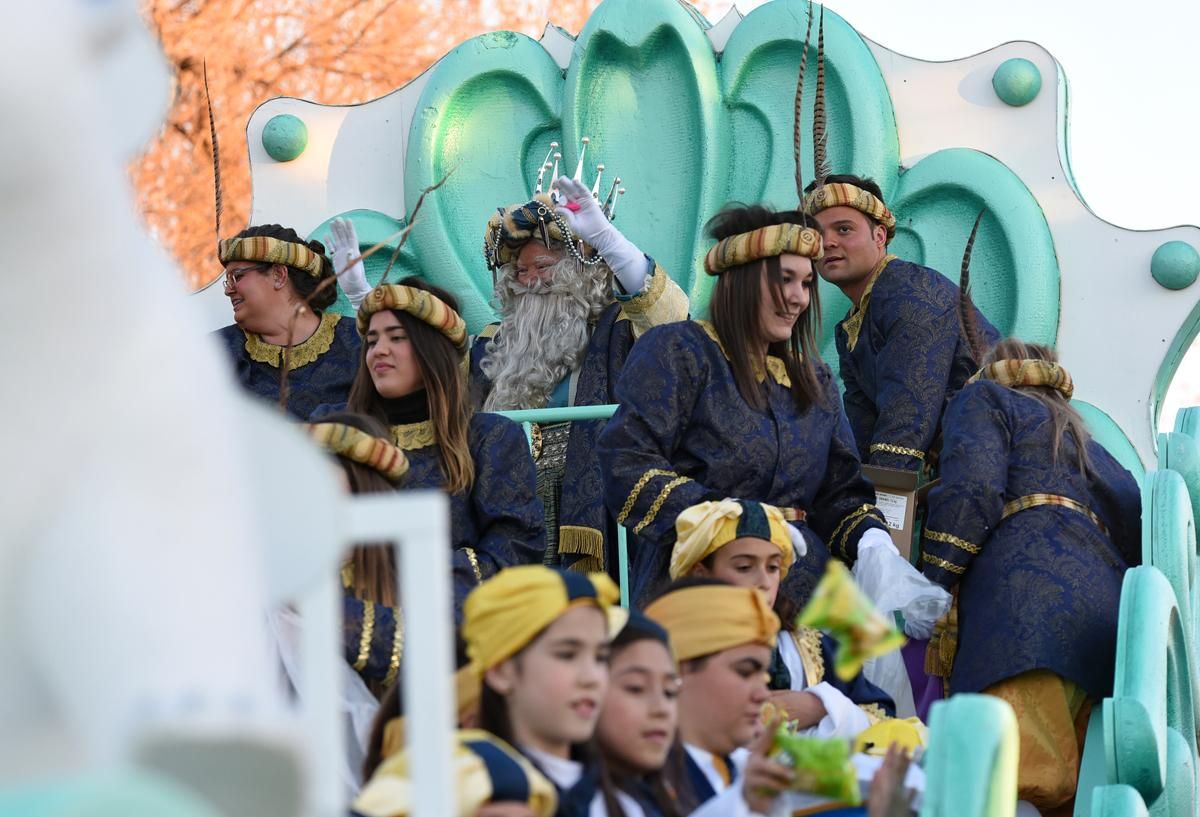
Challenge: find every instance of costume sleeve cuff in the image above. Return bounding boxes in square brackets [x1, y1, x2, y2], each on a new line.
[618, 263, 689, 337]
[803, 682, 872, 739]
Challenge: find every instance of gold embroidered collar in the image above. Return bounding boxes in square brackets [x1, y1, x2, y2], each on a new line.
[695, 320, 791, 387]
[390, 420, 437, 450]
[243, 310, 339, 371]
[839, 254, 897, 352]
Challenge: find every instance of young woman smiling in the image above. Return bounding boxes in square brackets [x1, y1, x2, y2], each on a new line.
[314, 277, 544, 620]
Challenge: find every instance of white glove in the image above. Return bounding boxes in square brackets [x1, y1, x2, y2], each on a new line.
[786, 523, 808, 559]
[852, 528, 951, 640]
[328, 217, 371, 309]
[553, 175, 649, 293]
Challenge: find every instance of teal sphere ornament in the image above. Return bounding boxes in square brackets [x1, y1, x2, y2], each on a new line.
[1152, 241, 1200, 290]
[261, 114, 308, 162]
[992, 58, 1042, 107]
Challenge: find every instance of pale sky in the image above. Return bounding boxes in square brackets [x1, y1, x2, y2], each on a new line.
[715, 0, 1200, 233]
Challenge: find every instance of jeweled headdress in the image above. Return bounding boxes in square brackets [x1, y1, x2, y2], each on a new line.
[482, 138, 626, 273]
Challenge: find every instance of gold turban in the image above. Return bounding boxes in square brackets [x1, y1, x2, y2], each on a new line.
[704, 223, 824, 275]
[354, 729, 558, 817]
[218, 234, 325, 277]
[380, 664, 482, 762]
[968, 358, 1074, 399]
[802, 182, 897, 240]
[462, 566, 624, 676]
[357, 284, 469, 354]
[305, 422, 409, 482]
[670, 499, 794, 580]
[645, 584, 780, 663]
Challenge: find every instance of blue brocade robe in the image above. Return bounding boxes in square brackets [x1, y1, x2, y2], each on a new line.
[920, 380, 1142, 697]
[312, 407, 545, 623]
[214, 311, 360, 420]
[772, 628, 896, 725]
[597, 320, 888, 607]
[469, 265, 687, 576]
[836, 257, 999, 471]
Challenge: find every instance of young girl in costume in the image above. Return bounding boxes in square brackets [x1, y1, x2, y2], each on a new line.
[670, 499, 894, 739]
[594, 611, 696, 817]
[597, 205, 942, 644]
[920, 339, 1141, 814]
[306, 411, 410, 697]
[314, 276, 545, 619]
[462, 565, 627, 815]
[215, 224, 362, 418]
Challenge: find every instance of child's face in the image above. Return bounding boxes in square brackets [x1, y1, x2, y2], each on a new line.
[679, 643, 772, 755]
[487, 605, 610, 757]
[694, 537, 784, 607]
[596, 638, 680, 773]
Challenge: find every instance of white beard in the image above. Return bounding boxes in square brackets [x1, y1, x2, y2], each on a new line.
[480, 259, 610, 411]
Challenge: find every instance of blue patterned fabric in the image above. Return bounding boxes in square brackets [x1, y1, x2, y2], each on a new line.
[214, 314, 360, 419]
[920, 380, 1142, 697]
[836, 258, 999, 471]
[470, 303, 637, 576]
[341, 593, 400, 684]
[597, 321, 887, 608]
[313, 407, 545, 620]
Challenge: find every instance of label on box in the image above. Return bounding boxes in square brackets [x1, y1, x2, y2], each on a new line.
[875, 491, 909, 531]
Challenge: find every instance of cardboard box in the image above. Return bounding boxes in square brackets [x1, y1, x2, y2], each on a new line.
[862, 465, 939, 562]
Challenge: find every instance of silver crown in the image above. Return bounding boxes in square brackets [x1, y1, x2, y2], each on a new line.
[533, 137, 626, 221]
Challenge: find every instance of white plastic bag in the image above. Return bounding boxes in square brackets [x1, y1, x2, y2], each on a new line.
[852, 529, 951, 640]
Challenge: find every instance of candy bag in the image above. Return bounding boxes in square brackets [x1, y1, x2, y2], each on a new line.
[798, 560, 906, 680]
[770, 725, 861, 805]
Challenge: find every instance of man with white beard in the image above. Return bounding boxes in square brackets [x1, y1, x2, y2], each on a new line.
[471, 170, 687, 575]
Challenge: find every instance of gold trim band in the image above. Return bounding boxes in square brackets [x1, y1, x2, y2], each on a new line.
[925, 528, 981, 555]
[922, 552, 966, 574]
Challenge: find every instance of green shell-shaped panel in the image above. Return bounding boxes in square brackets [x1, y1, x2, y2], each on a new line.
[404, 32, 564, 332]
[309, 209, 421, 317]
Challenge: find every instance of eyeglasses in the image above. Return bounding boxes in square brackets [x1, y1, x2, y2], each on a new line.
[223, 262, 270, 290]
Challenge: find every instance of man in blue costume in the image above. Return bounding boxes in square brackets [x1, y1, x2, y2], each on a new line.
[472, 149, 687, 575]
[803, 176, 999, 473]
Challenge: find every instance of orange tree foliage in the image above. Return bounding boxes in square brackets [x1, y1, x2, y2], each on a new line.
[136, 0, 714, 290]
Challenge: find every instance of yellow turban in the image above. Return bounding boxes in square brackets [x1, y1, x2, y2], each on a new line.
[704, 222, 824, 275]
[357, 284, 469, 353]
[354, 729, 558, 817]
[380, 664, 482, 762]
[670, 499, 794, 580]
[644, 584, 780, 662]
[218, 234, 325, 277]
[462, 566, 624, 676]
[305, 422, 410, 482]
[802, 182, 897, 240]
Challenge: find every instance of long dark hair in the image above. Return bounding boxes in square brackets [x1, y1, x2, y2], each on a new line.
[597, 624, 697, 817]
[706, 204, 824, 412]
[316, 411, 399, 607]
[983, 339, 1094, 477]
[347, 276, 475, 494]
[231, 224, 337, 312]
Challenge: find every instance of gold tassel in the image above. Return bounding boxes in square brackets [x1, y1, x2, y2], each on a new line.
[558, 525, 605, 573]
[924, 594, 959, 679]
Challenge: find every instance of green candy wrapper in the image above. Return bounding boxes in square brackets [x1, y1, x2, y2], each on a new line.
[797, 560, 906, 680]
[770, 725, 862, 805]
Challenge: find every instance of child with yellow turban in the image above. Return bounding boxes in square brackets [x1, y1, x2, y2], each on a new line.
[671, 499, 896, 740]
[461, 565, 628, 812]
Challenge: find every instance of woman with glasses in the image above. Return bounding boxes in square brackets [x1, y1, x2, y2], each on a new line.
[214, 223, 361, 418]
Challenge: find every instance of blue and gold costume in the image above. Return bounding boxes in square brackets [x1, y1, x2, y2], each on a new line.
[772, 627, 895, 724]
[920, 379, 1142, 698]
[315, 403, 545, 621]
[341, 593, 404, 689]
[836, 256, 999, 471]
[214, 310, 360, 419]
[471, 265, 686, 576]
[597, 320, 887, 606]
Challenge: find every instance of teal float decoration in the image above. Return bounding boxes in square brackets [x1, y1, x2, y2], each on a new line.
[991, 57, 1041, 107]
[1152, 241, 1200, 291]
[262, 114, 308, 162]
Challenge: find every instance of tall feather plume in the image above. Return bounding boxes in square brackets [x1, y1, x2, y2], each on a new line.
[203, 61, 223, 240]
[812, 6, 831, 185]
[792, 0, 815, 202]
[958, 209, 989, 366]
